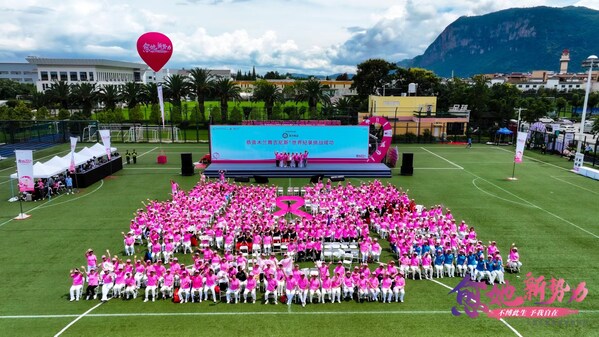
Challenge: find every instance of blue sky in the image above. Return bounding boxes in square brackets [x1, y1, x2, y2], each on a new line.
[0, 0, 596, 75]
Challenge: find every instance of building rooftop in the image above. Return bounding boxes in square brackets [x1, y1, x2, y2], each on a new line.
[25, 56, 147, 69]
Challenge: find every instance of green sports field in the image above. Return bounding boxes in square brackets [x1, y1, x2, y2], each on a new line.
[0, 143, 597, 337]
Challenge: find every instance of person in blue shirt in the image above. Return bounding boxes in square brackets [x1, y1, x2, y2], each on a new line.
[456, 251, 467, 278]
[491, 255, 505, 284]
[65, 176, 73, 195]
[412, 243, 422, 257]
[421, 243, 431, 256]
[444, 250, 455, 278]
[434, 251, 445, 278]
[475, 256, 490, 282]
[467, 252, 477, 280]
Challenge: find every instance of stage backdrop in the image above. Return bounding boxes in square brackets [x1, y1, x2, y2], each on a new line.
[210, 125, 369, 162]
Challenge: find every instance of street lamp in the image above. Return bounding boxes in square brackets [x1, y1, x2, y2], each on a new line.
[576, 55, 597, 154]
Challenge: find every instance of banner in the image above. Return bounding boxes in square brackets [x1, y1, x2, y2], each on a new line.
[157, 84, 165, 127]
[514, 131, 527, 163]
[15, 150, 34, 192]
[69, 136, 78, 173]
[99, 130, 111, 160]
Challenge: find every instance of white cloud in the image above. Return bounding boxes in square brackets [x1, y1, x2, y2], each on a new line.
[0, 0, 596, 74]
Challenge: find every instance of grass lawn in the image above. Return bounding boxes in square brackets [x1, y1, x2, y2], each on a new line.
[0, 142, 597, 337]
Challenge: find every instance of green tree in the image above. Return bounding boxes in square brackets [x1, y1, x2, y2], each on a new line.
[213, 78, 241, 124]
[13, 100, 33, 120]
[393, 67, 441, 96]
[190, 105, 206, 125]
[121, 82, 142, 109]
[164, 74, 189, 109]
[351, 59, 396, 100]
[58, 108, 70, 120]
[99, 85, 120, 111]
[271, 104, 282, 120]
[249, 107, 262, 120]
[189, 68, 214, 120]
[295, 79, 329, 111]
[70, 82, 98, 118]
[555, 97, 568, 118]
[129, 104, 143, 122]
[142, 82, 160, 106]
[47, 80, 71, 109]
[35, 106, 50, 120]
[150, 104, 161, 124]
[252, 80, 282, 119]
[230, 105, 243, 124]
[170, 106, 182, 124]
[210, 106, 222, 124]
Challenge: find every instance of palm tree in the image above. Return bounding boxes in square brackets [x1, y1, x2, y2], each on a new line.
[70, 82, 98, 118]
[99, 85, 121, 111]
[189, 68, 214, 119]
[213, 78, 241, 124]
[295, 79, 329, 112]
[252, 80, 282, 119]
[121, 82, 143, 109]
[47, 80, 71, 110]
[142, 82, 159, 106]
[164, 74, 189, 109]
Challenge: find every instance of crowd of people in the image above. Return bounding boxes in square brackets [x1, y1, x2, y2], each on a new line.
[68, 178, 522, 304]
[274, 151, 308, 168]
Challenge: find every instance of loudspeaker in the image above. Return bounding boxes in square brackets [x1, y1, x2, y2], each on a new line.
[181, 153, 194, 176]
[330, 175, 345, 182]
[400, 153, 414, 176]
[310, 174, 324, 184]
[234, 176, 250, 183]
[254, 175, 269, 184]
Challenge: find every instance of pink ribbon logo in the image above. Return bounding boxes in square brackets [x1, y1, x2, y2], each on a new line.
[273, 196, 313, 220]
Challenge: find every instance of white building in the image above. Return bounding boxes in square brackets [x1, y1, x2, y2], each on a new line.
[26, 56, 148, 92]
[0, 63, 37, 83]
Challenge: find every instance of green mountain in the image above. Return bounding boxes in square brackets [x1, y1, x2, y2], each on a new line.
[400, 6, 599, 77]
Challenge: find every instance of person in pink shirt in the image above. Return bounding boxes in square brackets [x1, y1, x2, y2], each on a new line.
[357, 275, 369, 302]
[368, 274, 380, 302]
[144, 270, 159, 302]
[370, 238, 382, 262]
[297, 273, 309, 307]
[69, 268, 84, 301]
[381, 273, 393, 303]
[393, 273, 406, 303]
[190, 271, 204, 303]
[100, 270, 113, 302]
[112, 268, 126, 298]
[409, 253, 421, 280]
[179, 271, 191, 303]
[264, 274, 278, 305]
[244, 274, 258, 304]
[160, 269, 175, 299]
[85, 249, 97, 272]
[285, 275, 298, 306]
[320, 274, 332, 303]
[226, 274, 241, 304]
[507, 243, 522, 272]
[122, 232, 135, 256]
[331, 273, 343, 303]
[421, 252, 433, 280]
[81, 267, 99, 300]
[308, 274, 321, 304]
[203, 269, 218, 303]
[342, 271, 354, 301]
[124, 272, 137, 300]
[359, 239, 370, 263]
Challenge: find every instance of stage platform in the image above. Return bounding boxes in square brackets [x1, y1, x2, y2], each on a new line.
[203, 162, 392, 179]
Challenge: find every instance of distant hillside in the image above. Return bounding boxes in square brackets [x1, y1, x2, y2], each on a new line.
[400, 6, 599, 77]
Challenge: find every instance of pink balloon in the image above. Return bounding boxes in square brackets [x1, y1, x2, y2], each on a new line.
[136, 32, 173, 72]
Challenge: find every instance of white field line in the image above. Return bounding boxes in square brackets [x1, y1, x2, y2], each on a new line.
[53, 302, 103, 337]
[472, 150, 599, 239]
[2, 310, 450, 319]
[391, 167, 461, 170]
[0, 180, 104, 228]
[428, 278, 523, 337]
[471, 178, 535, 207]
[420, 147, 464, 170]
[492, 147, 569, 172]
[550, 176, 599, 195]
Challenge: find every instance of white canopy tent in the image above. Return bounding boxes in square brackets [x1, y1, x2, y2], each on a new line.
[10, 162, 64, 179]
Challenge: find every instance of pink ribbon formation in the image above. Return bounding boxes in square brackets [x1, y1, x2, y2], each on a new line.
[273, 196, 313, 220]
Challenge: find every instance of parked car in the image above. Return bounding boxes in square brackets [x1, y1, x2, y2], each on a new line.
[558, 118, 574, 125]
[562, 125, 576, 133]
[583, 121, 594, 133]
